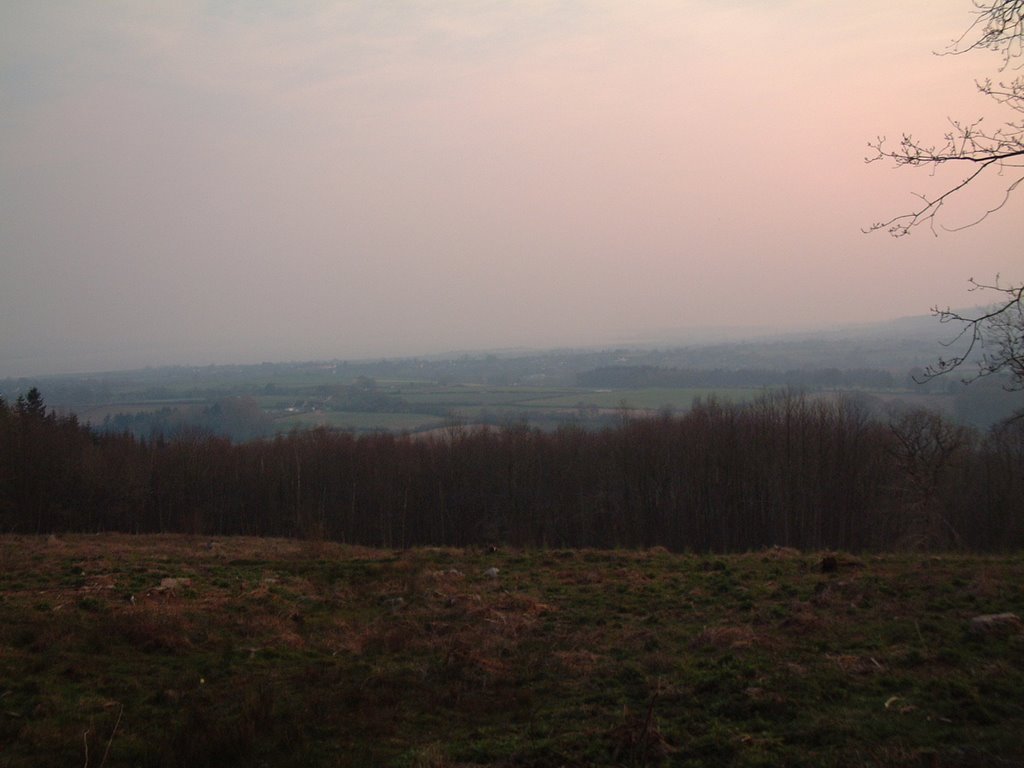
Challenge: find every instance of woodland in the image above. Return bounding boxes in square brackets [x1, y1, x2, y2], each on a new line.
[2, 387, 1021, 553]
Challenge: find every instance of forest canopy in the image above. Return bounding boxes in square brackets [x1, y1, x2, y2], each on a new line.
[2, 389, 1021, 552]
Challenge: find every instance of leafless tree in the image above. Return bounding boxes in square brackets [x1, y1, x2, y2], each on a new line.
[925, 277, 1024, 389]
[888, 408, 973, 548]
[949, 0, 1024, 65]
[867, 1, 1024, 237]
[867, 2, 1023, 394]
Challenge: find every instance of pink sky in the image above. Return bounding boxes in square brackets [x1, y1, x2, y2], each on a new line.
[1, 1, 1021, 375]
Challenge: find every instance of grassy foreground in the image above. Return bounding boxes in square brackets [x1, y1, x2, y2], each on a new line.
[0, 536, 1022, 767]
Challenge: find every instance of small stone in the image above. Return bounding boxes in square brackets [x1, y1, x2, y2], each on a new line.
[484, 567, 500, 579]
[969, 613, 1023, 635]
[155, 577, 192, 592]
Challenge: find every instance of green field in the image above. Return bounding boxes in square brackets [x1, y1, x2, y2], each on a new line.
[27, 353, 999, 437]
[520, 387, 766, 410]
[274, 386, 769, 433]
[393, 386, 763, 412]
[398, 386, 578, 407]
[76, 380, 779, 436]
[2, 535, 1022, 767]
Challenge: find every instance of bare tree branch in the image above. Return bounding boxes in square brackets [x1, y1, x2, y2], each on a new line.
[942, 0, 1024, 67]
[864, 112, 1024, 237]
[943, 173, 1024, 230]
[867, 1, 1024, 236]
[863, 149, 1016, 236]
[918, 278, 1024, 389]
[869, 2, 1024, 396]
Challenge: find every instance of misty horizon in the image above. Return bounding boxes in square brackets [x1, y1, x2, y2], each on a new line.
[3, 2, 1021, 379]
[0, 310, 963, 381]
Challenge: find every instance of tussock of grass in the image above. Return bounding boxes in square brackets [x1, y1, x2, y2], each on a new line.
[1, 536, 1022, 767]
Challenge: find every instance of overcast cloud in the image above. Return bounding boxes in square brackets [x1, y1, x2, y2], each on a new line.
[1, 1, 1021, 376]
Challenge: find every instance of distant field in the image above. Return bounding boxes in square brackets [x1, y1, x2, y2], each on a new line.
[268, 386, 774, 434]
[1, 535, 1021, 767]
[397, 385, 766, 412]
[529, 387, 767, 410]
[31, 354, 1000, 436]
[70, 385, 922, 436]
[398, 385, 578, 407]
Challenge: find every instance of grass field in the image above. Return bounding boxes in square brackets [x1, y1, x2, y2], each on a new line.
[37, 361, 967, 436]
[521, 388, 766, 411]
[398, 386, 580, 407]
[1, 536, 1021, 767]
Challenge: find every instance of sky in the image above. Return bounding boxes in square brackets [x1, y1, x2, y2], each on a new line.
[1, 1, 1021, 377]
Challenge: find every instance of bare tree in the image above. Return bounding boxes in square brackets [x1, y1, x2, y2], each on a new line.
[924, 278, 1024, 389]
[867, 1, 1023, 393]
[949, 0, 1024, 66]
[887, 408, 973, 548]
[867, 1, 1024, 236]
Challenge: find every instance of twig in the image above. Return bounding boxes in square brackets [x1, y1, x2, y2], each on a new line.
[99, 704, 123, 768]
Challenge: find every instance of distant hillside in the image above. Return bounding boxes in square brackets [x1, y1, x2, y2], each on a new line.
[3, 311, 1019, 436]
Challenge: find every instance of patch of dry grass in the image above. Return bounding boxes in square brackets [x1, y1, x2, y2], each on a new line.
[0, 536, 1022, 767]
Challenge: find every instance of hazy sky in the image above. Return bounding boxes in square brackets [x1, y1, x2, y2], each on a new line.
[2, 1, 1021, 376]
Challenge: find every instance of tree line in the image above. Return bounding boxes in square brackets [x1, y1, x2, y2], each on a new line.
[1, 388, 1021, 552]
